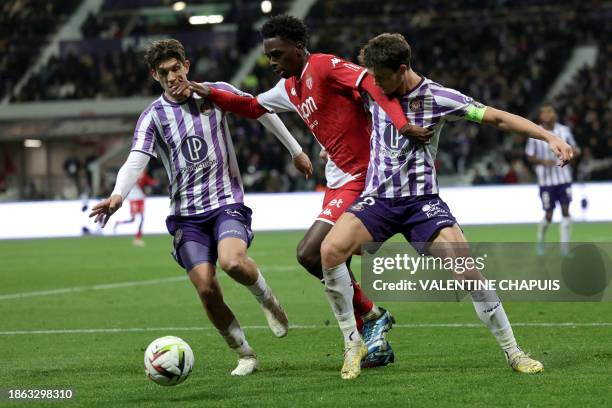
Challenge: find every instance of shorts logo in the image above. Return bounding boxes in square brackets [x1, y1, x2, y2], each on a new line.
[328, 198, 343, 208]
[199, 100, 214, 116]
[225, 209, 241, 217]
[180, 136, 208, 164]
[410, 98, 424, 112]
[422, 200, 449, 218]
[351, 197, 375, 212]
[174, 228, 183, 246]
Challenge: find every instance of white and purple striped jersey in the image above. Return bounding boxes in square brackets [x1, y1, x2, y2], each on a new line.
[525, 123, 576, 186]
[361, 76, 483, 198]
[131, 82, 247, 216]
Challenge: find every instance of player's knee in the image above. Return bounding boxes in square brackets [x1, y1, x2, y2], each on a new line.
[195, 281, 222, 305]
[218, 255, 245, 275]
[320, 237, 346, 267]
[296, 240, 320, 270]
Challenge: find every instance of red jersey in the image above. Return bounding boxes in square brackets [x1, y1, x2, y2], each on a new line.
[256, 54, 372, 188]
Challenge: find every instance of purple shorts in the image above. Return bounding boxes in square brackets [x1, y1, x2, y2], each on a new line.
[347, 194, 457, 253]
[539, 183, 572, 211]
[165, 203, 254, 271]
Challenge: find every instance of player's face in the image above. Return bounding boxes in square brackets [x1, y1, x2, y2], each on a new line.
[539, 106, 556, 125]
[368, 66, 405, 95]
[263, 37, 304, 78]
[151, 58, 190, 98]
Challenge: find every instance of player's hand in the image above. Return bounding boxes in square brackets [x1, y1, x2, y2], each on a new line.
[548, 137, 574, 167]
[319, 149, 329, 161]
[168, 75, 191, 99]
[188, 81, 211, 98]
[89, 194, 123, 227]
[293, 152, 313, 179]
[399, 123, 434, 145]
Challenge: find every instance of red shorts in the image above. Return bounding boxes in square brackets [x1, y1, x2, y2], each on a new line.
[316, 180, 364, 225]
[130, 199, 145, 215]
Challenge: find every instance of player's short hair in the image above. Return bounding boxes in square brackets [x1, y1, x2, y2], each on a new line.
[261, 14, 309, 45]
[540, 102, 555, 111]
[144, 39, 186, 71]
[359, 33, 412, 71]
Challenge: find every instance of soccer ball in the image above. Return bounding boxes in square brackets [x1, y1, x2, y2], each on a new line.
[144, 336, 194, 386]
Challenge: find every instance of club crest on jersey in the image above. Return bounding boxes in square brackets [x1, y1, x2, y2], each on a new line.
[306, 75, 313, 90]
[410, 98, 424, 112]
[180, 135, 208, 164]
[291, 87, 297, 96]
[199, 99, 214, 116]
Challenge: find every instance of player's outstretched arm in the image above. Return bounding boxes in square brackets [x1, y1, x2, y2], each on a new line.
[257, 113, 313, 179]
[482, 107, 574, 166]
[89, 151, 150, 226]
[189, 82, 268, 119]
[359, 74, 433, 144]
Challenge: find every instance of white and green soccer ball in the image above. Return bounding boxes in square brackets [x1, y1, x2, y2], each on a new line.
[144, 336, 194, 386]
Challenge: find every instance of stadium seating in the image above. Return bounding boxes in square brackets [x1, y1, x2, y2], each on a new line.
[2, 0, 611, 198]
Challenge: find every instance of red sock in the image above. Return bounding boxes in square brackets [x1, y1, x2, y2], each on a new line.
[136, 230, 143, 239]
[352, 279, 373, 333]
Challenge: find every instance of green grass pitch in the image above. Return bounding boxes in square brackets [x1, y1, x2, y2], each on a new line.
[1, 222, 611, 407]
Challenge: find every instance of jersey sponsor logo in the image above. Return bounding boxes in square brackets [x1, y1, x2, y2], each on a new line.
[382, 123, 409, 152]
[180, 135, 208, 164]
[409, 98, 424, 112]
[291, 87, 297, 96]
[331, 57, 342, 67]
[421, 200, 449, 218]
[322, 208, 333, 217]
[296, 96, 318, 120]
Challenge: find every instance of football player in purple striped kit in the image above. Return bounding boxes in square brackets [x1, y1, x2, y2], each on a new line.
[320, 33, 575, 378]
[90, 39, 313, 376]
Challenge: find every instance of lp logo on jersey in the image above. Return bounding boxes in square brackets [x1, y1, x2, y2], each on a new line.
[181, 135, 208, 163]
[383, 124, 408, 150]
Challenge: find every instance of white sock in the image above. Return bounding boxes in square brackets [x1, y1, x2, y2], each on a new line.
[220, 319, 255, 357]
[470, 289, 519, 354]
[537, 217, 550, 243]
[247, 270, 272, 303]
[323, 263, 358, 343]
[560, 216, 572, 255]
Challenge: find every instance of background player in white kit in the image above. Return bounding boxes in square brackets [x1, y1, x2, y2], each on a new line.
[90, 39, 313, 376]
[526, 104, 580, 256]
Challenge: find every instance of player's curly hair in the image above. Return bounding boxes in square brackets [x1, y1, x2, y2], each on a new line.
[359, 33, 412, 71]
[261, 14, 309, 45]
[144, 39, 186, 71]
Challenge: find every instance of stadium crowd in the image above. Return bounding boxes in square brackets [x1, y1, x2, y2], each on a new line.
[2, 0, 611, 198]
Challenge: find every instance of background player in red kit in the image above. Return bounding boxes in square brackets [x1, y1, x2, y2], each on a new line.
[188, 15, 432, 373]
[113, 170, 157, 246]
